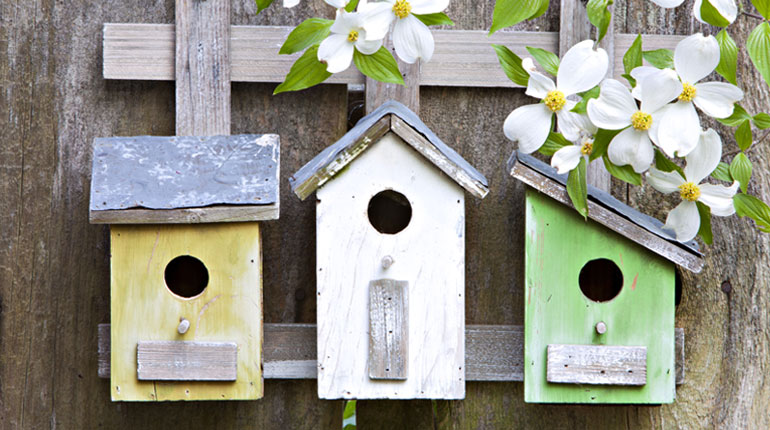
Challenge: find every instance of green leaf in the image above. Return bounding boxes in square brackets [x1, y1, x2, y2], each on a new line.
[586, 0, 612, 43]
[715, 30, 738, 85]
[255, 0, 274, 14]
[343, 400, 357, 419]
[748, 22, 770, 88]
[274, 45, 332, 94]
[642, 49, 674, 69]
[623, 35, 643, 77]
[589, 128, 620, 161]
[491, 44, 530, 87]
[621, 73, 636, 87]
[489, 0, 548, 34]
[730, 152, 753, 193]
[711, 162, 733, 182]
[571, 86, 601, 114]
[654, 149, 685, 179]
[353, 47, 405, 85]
[696, 202, 713, 245]
[750, 0, 770, 19]
[278, 18, 334, 55]
[735, 120, 753, 152]
[567, 157, 589, 219]
[734, 193, 770, 233]
[754, 113, 770, 129]
[414, 12, 454, 26]
[526, 47, 560, 76]
[699, 0, 731, 27]
[717, 104, 752, 127]
[603, 155, 642, 185]
[539, 132, 571, 156]
[345, 0, 359, 12]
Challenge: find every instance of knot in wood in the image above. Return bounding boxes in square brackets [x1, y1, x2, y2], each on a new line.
[178, 318, 190, 334]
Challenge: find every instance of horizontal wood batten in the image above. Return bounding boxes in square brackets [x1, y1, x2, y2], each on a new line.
[613, 34, 686, 80]
[103, 24, 556, 87]
[97, 323, 684, 384]
[90, 203, 279, 224]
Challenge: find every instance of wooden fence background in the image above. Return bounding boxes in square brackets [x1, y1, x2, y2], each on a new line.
[2, 0, 769, 428]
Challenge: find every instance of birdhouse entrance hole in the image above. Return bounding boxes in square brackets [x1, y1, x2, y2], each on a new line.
[578, 258, 623, 302]
[164, 255, 209, 298]
[368, 190, 412, 234]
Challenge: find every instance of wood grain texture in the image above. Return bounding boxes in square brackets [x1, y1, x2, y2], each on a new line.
[175, 0, 230, 136]
[546, 344, 647, 386]
[316, 133, 465, 399]
[90, 204, 279, 224]
[368, 279, 409, 380]
[365, 35, 420, 114]
[137, 341, 238, 381]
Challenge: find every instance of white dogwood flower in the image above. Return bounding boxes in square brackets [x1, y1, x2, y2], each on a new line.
[318, 10, 384, 73]
[693, 0, 737, 25]
[646, 129, 739, 242]
[359, 0, 449, 63]
[587, 69, 682, 173]
[503, 40, 609, 154]
[634, 34, 743, 157]
[550, 114, 598, 174]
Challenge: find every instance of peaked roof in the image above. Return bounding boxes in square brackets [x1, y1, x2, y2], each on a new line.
[290, 100, 489, 200]
[508, 151, 704, 273]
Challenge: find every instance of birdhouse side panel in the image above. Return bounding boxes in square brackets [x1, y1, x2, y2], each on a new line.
[524, 190, 675, 404]
[316, 132, 465, 399]
[110, 223, 263, 401]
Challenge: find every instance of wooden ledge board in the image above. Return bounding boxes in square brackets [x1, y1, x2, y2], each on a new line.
[97, 323, 685, 384]
[90, 203, 279, 224]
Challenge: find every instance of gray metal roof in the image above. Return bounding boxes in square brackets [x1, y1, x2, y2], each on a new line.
[289, 100, 488, 198]
[508, 150, 701, 257]
[90, 134, 279, 212]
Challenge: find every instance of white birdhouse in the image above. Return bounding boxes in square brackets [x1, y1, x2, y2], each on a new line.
[290, 101, 489, 400]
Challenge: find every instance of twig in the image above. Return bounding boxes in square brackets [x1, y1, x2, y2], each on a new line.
[742, 11, 765, 21]
[723, 129, 770, 158]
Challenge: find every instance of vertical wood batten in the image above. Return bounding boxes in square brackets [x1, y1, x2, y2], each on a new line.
[365, 36, 420, 114]
[175, 0, 231, 135]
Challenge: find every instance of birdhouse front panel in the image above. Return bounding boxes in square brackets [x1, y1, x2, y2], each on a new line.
[110, 223, 263, 401]
[524, 189, 676, 404]
[316, 132, 466, 399]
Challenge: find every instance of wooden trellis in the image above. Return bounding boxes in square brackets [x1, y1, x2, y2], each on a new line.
[96, 0, 689, 386]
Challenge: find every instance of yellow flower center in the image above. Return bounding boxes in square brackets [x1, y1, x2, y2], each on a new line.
[678, 82, 697, 102]
[580, 140, 593, 156]
[544, 90, 566, 112]
[392, 0, 412, 19]
[678, 182, 701, 202]
[631, 111, 652, 131]
[347, 30, 359, 43]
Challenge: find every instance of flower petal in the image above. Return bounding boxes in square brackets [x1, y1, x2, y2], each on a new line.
[587, 79, 637, 129]
[648, 0, 685, 7]
[638, 68, 682, 114]
[504, 103, 553, 154]
[526, 72, 556, 100]
[647, 103, 669, 146]
[330, 10, 361, 34]
[283, 0, 300, 7]
[551, 145, 583, 174]
[522, 57, 537, 74]
[684, 128, 722, 183]
[630, 66, 661, 101]
[355, 29, 383, 54]
[325, 0, 351, 9]
[392, 14, 434, 63]
[607, 127, 655, 173]
[359, 2, 395, 41]
[656, 101, 701, 157]
[558, 111, 596, 142]
[318, 34, 354, 73]
[674, 33, 720, 84]
[410, 0, 449, 14]
[699, 182, 739, 216]
[663, 201, 700, 242]
[647, 168, 686, 194]
[556, 40, 609, 96]
[693, 82, 744, 118]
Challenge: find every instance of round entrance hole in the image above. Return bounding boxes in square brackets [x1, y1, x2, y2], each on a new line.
[164, 255, 209, 298]
[578, 258, 623, 302]
[368, 190, 412, 234]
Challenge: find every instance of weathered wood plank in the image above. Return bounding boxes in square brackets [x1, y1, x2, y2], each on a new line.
[137, 341, 238, 381]
[365, 36, 420, 114]
[613, 34, 686, 82]
[368, 279, 408, 380]
[175, 0, 230, 136]
[546, 344, 647, 386]
[90, 203, 279, 224]
[97, 323, 684, 383]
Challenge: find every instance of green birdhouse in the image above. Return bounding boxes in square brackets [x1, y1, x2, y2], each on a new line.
[508, 152, 703, 404]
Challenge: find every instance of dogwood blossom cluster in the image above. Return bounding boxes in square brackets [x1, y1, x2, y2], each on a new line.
[504, 34, 744, 243]
[289, 0, 450, 73]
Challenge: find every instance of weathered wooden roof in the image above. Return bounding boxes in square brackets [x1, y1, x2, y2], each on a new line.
[289, 100, 489, 200]
[508, 151, 704, 273]
[89, 134, 279, 224]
